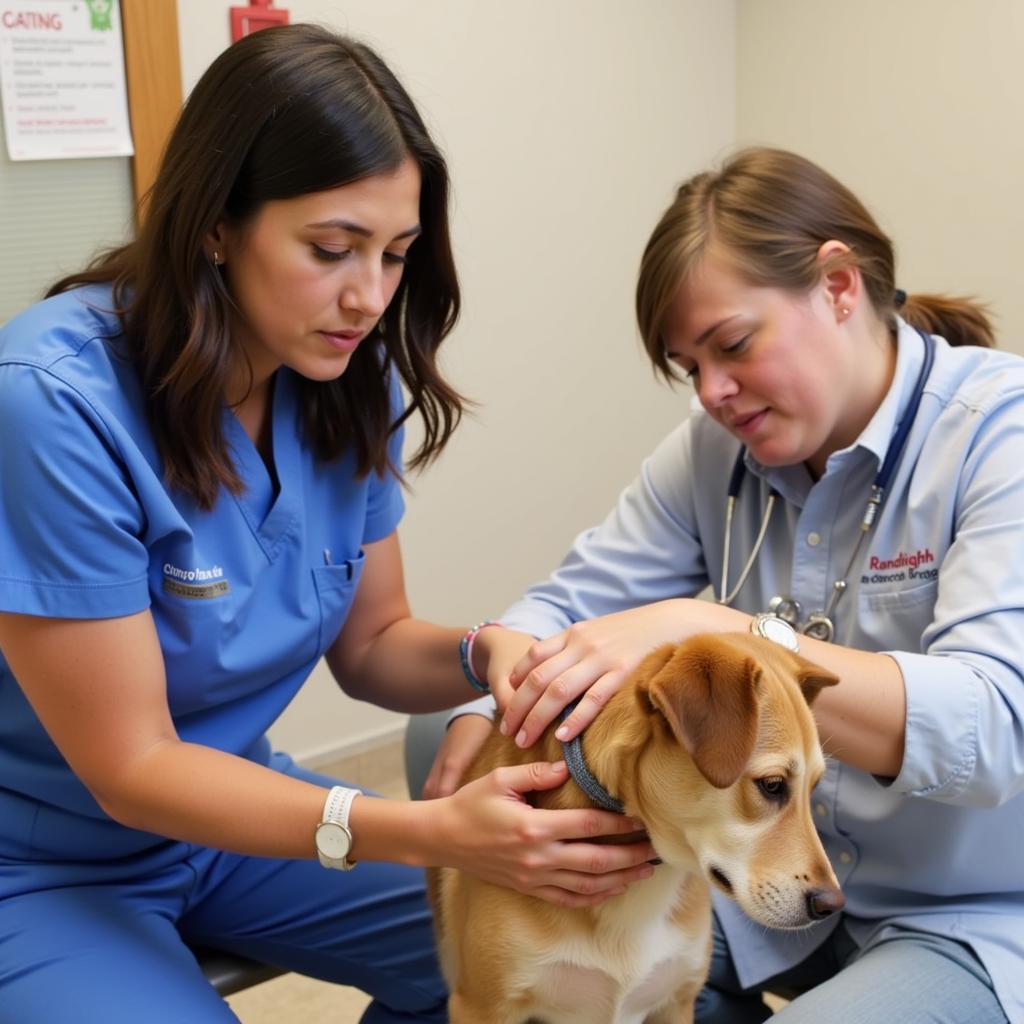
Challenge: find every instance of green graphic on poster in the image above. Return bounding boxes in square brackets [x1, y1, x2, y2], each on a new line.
[85, 0, 114, 31]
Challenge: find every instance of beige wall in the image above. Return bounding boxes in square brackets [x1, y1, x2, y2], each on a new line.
[175, 1, 737, 763]
[174, 1, 1024, 766]
[737, 0, 1024, 353]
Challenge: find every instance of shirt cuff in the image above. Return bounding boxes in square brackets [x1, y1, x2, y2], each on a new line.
[445, 695, 496, 728]
[499, 598, 568, 639]
[0, 573, 150, 619]
[884, 650, 979, 798]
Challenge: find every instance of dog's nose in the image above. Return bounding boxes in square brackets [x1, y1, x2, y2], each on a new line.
[805, 888, 845, 920]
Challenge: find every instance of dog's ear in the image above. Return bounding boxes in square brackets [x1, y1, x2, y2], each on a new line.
[791, 653, 840, 706]
[646, 636, 762, 789]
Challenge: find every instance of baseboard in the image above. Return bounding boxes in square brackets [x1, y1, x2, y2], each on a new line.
[297, 718, 408, 772]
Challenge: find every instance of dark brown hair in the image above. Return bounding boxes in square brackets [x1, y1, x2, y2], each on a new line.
[49, 24, 463, 509]
[636, 147, 994, 381]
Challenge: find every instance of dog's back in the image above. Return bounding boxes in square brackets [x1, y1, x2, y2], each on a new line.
[430, 632, 844, 1024]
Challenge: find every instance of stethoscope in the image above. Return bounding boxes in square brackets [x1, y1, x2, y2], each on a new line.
[717, 327, 936, 642]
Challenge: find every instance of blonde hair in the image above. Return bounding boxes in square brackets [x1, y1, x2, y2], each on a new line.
[636, 147, 994, 380]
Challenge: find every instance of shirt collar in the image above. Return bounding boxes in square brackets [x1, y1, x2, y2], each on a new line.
[842, 316, 927, 471]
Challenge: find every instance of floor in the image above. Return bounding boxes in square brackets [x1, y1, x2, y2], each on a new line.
[224, 739, 786, 1022]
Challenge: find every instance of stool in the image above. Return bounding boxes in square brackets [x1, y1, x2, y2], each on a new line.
[193, 946, 287, 997]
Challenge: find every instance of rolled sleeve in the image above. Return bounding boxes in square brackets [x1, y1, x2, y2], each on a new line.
[445, 694, 497, 726]
[886, 650, 980, 799]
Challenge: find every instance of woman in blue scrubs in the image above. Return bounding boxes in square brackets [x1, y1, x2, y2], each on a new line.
[0, 24, 655, 1024]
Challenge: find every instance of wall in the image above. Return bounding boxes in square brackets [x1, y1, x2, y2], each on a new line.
[175, 0, 737, 763]
[0, 105, 133, 323]
[736, 0, 1024, 354]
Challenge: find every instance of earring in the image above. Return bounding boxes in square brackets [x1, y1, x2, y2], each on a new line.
[841, 307, 850, 319]
[212, 250, 223, 266]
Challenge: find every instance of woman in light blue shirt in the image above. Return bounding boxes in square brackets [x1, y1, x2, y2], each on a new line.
[439, 148, 1023, 1023]
[0, 24, 655, 1024]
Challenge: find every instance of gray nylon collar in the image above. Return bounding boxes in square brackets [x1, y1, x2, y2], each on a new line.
[559, 700, 623, 814]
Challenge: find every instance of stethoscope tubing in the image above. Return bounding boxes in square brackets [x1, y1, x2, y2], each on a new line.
[718, 327, 936, 630]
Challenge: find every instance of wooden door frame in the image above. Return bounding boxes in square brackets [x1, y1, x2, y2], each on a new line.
[120, 0, 184, 220]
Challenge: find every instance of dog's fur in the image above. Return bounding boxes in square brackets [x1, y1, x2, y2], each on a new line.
[429, 632, 844, 1024]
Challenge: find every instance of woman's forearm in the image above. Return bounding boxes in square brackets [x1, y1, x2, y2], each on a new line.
[326, 617, 478, 712]
[792, 637, 907, 777]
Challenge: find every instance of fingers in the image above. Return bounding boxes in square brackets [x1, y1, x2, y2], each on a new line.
[508, 634, 566, 688]
[492, 772, 652, 846]
[422, 715, 492, 799]
[503, 666, 625, 750]
[538, 805, 654, 842]
[496, 759, 570, 796]
[423, 757, 466, 799]
[452, 770, 662, 907]
[529, 867, 656, 907]
[499, 647, 582, 742]
[530, 885, 627, 908]
[516, 843, 659, 907]
[489, 675, 515, 717]
[549, 674, 623, 743]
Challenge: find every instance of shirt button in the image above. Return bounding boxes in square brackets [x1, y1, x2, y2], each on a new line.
[815, 802, 828, 818]
[839, 851, 853, 865]
[807, 532, 821, 547]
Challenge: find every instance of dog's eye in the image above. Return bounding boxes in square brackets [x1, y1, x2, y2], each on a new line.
[756, 776, 789, 802]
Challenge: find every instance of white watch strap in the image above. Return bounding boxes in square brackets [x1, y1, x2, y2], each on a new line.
[322, 785, 360, 827]
[318, 785, 360, 869]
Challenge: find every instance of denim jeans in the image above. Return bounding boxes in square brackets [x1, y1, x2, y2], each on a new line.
[696, 910, 1007, 1024]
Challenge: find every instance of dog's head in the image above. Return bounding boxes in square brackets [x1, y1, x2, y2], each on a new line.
[625, 631, 844, 929]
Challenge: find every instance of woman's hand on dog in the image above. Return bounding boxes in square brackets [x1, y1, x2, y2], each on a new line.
[420, 628, 538, 798]
[435, 759, 658, 906]
[500, 599, 751, 748]
[422, 714, 492, 798]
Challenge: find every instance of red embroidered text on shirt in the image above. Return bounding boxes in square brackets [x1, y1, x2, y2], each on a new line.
[868, 549, 935, 571]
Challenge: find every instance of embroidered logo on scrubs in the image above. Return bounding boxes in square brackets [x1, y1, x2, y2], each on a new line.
[162, 563, 230, 599]
[861, 548, 937, 585]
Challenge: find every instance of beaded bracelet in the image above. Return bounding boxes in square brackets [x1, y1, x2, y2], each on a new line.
[459, 620, 502, 692]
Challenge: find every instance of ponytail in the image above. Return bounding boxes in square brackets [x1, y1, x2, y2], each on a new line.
[898, 293, 994, 349]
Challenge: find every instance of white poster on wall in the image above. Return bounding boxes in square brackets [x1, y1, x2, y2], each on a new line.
[0, 0, 133, 161]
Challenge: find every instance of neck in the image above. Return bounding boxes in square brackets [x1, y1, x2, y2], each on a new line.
[806, 318, 897, 478]
[230, 374, 274, 450]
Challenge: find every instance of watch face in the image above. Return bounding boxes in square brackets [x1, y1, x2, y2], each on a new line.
[757, 614, 799, 651]
[316, 821, 352, 859]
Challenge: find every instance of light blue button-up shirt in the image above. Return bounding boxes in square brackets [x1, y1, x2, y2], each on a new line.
[496, 319, 1024, 1020]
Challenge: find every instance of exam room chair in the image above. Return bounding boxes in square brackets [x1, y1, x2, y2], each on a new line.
[192, 945, 286, 997]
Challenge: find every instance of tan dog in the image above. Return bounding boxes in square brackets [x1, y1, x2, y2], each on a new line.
[429, 632, 844, 1024]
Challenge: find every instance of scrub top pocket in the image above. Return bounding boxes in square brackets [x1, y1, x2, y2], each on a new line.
[312, 552, 366, 656]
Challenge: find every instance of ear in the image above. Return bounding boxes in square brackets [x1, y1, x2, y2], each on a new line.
[815, 240, 862, 322]
[203, 220, 232, 264]
[645, 636, 762, 789]
[791, 652, 840, 706]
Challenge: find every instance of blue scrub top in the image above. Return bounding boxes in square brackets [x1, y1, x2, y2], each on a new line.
[0, 285, 405, 861]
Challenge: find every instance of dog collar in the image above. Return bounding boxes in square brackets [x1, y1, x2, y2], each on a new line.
[559, 700, 624, 814]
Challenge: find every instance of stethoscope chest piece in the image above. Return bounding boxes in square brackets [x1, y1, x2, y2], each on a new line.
[768, 595, 802, 626]
[802, 613, 835, 643]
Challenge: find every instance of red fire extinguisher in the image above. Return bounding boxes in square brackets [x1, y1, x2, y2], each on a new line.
[230, 0, 289, 42]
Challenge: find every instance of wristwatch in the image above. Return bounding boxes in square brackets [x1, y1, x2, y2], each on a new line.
[750, 612, 800, 653]
[315, 786, 360, 870]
